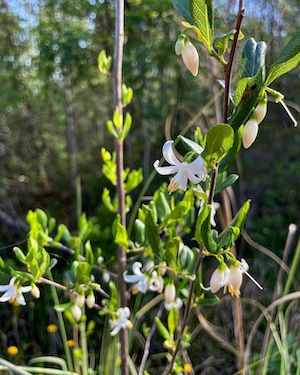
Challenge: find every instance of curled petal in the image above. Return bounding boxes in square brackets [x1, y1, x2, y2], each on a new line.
[132, 262, 143, 275]
[110, 324, 121, 337]
[186, 170, 204, 184]
[123, 273, 144, 283]
[153, 160, 179, 176]
[21, 286, 32, 293]
[187, 156, 205, 175]
[17, 293, 26, 306]
[0, 284, 10, 292]
[118, 307, 130, 319]
[0, 291, 13, 302]
[162, 141, 181, 166]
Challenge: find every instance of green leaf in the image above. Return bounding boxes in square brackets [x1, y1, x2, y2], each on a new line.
[155, 317, 170, 340]
[177, 135, 203, 154]
[0, 256, 15, 275]
[72, 261, 92, 284]
[202, 124, 234, 166]
[168, 308, 179, 336]
[161, 190, 194, 227]
[190, 0, 214, 52]
[215, 172, 239, 194]
[13, 247, 26, 264]
[195, 205, 210, 246]
[265, 31, 300, 86]
[240, 38, 267, 79]
[113, 215, 129, 249]
[234, 77, 252, 105]
[165, 238, 180, 269]
[200, 205, 218, 253]
[120, 113, 132, 141]
[98, 50, 111, 74]
[102, 188, 117, 212]
[172, 0, 193, 24]
[125, 168, 143, 193]
[213, 29, 243, 56]
[134, 219, 145, 244]
[54, 302, 72, 312]
[145, 211, 161, 256]
[122, 84, 133, 106]
[217, 200, 251, 247]
[154, 190, 171, 221]
[179, 246, 195, 272]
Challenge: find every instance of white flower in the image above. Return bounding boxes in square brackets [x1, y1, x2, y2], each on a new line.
[228, 259, 263, 297]
[164, 283, 183, 311]
[242, 120, 259, 149]
[0, 277, 32, 306]
[124, 262, 164, 294]
[153, 140, 206, 193]
[124, 262, 148, 293]
[181, 42, 199, 76]
[75, 294, 85, 308]
[210, 265, 230, 293]
[110, 307, 132, 336]
[149, 271, 164, 293]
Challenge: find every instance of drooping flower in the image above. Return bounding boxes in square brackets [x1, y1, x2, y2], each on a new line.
[110, 307, 132, 336]
[228, 258, 263, 297]
[209, 264, 230, 293]
[242, 119, 259, 149]
[124, 262, 164, 294]
[164, 283, 183, 311]
[123, 262, 148, 293]
[181, 42, 199, 76]
[153, 140, 206, 193]
[71, 304, 82, 321]
[0, 277, 32, 306]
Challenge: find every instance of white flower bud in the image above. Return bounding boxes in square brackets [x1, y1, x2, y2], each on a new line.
[103, 271, 110, 284]
[86, 293, 95, 309]
[31, 285, 40, 299]
[71, 304, 82, 321]
[175, 37, 185, 56]
[255, 102, 267, 124]
[164, 284, 176, 304]
[75, 294, 85, 307]
[209, 265, 230, 293]
[243, 120, 259, 149]
[181, 42, 199, 77]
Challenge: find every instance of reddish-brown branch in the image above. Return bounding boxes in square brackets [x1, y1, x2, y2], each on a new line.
[162, 2, 246, 374]
[113, 0, 128, 374]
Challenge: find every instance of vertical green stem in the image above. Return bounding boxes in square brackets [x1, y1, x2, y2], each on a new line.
[48, 271, 74, 372]
[80, 306, 89, 375]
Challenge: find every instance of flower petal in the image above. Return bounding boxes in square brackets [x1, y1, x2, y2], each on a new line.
[110, 324, 121, 336]
[153, 161, 179, 176]
[124, 273, 144, 283]
[0, 290, 14, 302]
[187, 156, 205, 175]
[0, 285, 10, 292]
[186, 170, 204, 184]
[132, 262, 143, 276]
[21, 286, 32, 293]
[162, 141, 181, 166]
[174, 170, 188, 191]
[17, 293, 26, 306]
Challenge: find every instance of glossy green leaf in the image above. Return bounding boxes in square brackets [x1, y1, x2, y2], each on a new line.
[165, 238, 180, 269]
[161, 190, 194, 226]
[145, 211, 161, 256]
[202, 124, 234, 165]
[172, 0, 193, 24]
[125, 168, 143, 193]
[195, 205, 210, 246]
[13, 247, 26, 264]
[154, 191, 171, 221]
[190, 0, 214, 52]
[265, 31, 300, 86]
[215, 172, 239, 194]
[134, 219, 145, 244]
[240, 38, 267, 79]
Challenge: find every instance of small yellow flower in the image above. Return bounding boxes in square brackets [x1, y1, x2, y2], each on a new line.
[67, 339, 75, 348]
[116, 356, 122, 366]
[7, 346, 19, 356]
[47, 324, 58, 333]
[184, 363, 193, 373]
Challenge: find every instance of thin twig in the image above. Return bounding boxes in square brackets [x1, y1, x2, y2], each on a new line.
[138, 304, 164, 375]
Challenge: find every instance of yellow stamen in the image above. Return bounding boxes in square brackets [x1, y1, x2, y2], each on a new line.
[184, 363, 193, 373]
[67, 339, 75, 348]
[7, 346, 18, 356]
[168, 178, 179, 193]
[228, 284, 240, 297]
[47, 324, 58, 333]
[127, 321, 133, 330]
